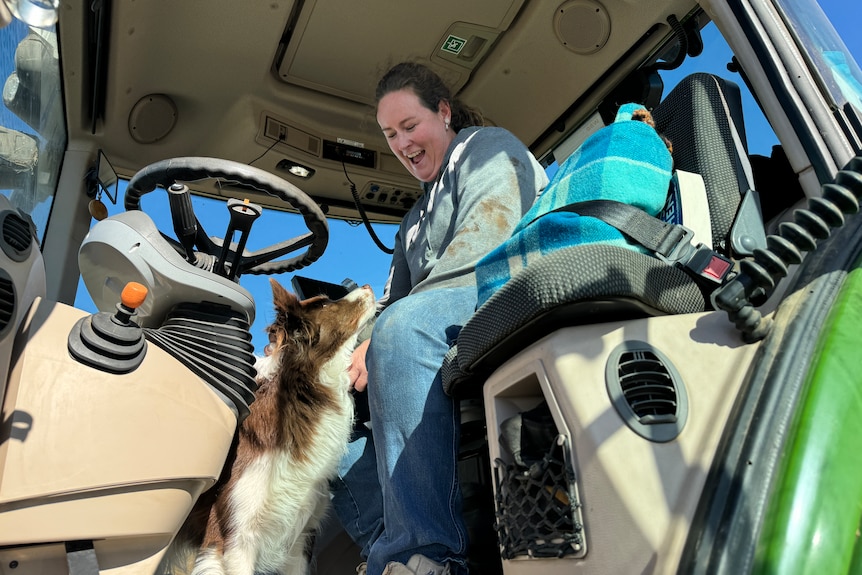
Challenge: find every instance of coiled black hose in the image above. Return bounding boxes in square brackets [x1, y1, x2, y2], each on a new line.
[653, 15, 689, 72]
[712, 155, 862, 342]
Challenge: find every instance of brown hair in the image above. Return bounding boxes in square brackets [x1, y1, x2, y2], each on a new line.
[375, 62, 483, 132]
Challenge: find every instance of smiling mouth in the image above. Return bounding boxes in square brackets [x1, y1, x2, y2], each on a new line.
[406, 150, 424, 164]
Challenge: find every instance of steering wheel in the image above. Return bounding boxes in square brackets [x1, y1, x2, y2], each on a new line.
[124, 157, 328, 277]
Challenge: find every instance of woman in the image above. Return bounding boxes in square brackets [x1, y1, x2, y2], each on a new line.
[331, 61, 547, 575]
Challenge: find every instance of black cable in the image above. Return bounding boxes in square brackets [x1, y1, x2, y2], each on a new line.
[248, 138, 281, 166]
[340, 159, 395, 255]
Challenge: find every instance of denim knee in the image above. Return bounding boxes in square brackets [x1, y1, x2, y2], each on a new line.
[371, 287, 476, 349]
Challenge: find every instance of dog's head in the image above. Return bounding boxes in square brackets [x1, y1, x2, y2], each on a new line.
[256, 278, 376, 383]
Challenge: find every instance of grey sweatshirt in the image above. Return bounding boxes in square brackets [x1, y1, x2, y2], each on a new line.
[381, 126, 548, 307]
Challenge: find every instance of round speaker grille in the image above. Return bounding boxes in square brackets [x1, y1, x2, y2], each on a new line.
[553, 0, 611, 55]
[128, 94, 178, 144]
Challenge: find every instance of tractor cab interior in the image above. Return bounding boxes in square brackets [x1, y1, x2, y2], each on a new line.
[0, 0, 860, 573]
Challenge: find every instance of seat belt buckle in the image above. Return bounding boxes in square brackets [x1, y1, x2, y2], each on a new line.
[681, 244, 736, 285]
[655, 225, 696, 266]
[655, 227, 736, 287]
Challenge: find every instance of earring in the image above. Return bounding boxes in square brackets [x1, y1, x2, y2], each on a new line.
[445, 121, 450, 131]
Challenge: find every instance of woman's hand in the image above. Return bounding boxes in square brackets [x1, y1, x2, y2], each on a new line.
[349, 339, 371, 392]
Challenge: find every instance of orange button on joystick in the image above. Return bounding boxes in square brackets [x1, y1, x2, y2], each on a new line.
[121, 282, 148, 310]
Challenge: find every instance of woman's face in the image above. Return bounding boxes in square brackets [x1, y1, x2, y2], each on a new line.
[377, 88, 455, 183]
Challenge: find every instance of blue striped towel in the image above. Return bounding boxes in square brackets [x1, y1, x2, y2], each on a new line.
[475, 103, 673, 305]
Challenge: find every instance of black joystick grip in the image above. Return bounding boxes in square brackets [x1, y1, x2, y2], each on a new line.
[168, 183, 198, 262]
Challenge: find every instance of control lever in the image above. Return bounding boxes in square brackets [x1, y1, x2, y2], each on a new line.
[167, 183, 198, 264]
[68, 282, 149, 373]
[217, 198, 262, 280]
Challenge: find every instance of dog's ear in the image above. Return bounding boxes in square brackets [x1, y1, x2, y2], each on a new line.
[269, 278, 300, 311]
[268, 278, 314, 347]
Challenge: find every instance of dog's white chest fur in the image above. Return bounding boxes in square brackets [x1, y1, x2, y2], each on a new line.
[208, 356, 355, 575]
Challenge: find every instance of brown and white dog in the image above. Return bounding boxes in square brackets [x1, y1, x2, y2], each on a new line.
[163, 278, 376, 575]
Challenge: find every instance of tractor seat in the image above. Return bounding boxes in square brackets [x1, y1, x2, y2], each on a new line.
[443, 73, 765, 398]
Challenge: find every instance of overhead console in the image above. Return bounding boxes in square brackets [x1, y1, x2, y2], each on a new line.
[253, 112, 423, 220]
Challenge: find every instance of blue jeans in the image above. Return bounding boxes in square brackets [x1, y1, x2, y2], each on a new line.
[331, 286, 477, 575]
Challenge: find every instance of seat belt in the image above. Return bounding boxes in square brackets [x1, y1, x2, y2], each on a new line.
[532, 198, 736, 289]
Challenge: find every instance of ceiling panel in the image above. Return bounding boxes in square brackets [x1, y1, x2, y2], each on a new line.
[276, 0, 527, 105]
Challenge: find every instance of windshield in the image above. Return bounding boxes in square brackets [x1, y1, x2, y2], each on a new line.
[0, 19, 65, 242]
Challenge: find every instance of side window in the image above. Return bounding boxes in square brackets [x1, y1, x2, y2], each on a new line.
[545, 20, 777, 174]
[543, 19, 788, 229]
[779, 0, 862, 114]
[0, 21, 66, 243]
[657, 22, 777, 157]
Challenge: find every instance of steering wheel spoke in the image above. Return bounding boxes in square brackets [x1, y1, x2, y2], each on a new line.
[237, 232, 316, 273]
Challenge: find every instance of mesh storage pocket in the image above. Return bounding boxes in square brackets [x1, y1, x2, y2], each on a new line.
[493, 435, 585, 559]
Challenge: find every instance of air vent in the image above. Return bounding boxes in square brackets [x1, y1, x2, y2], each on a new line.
[0, 210, 33, 262]
[0, 270, 15, 336]
[605, 341, 688, 442]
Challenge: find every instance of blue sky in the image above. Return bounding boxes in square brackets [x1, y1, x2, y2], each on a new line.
[75, 0, 861, 355]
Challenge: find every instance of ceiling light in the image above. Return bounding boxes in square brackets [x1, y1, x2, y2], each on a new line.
[276, 159, 315, 179]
